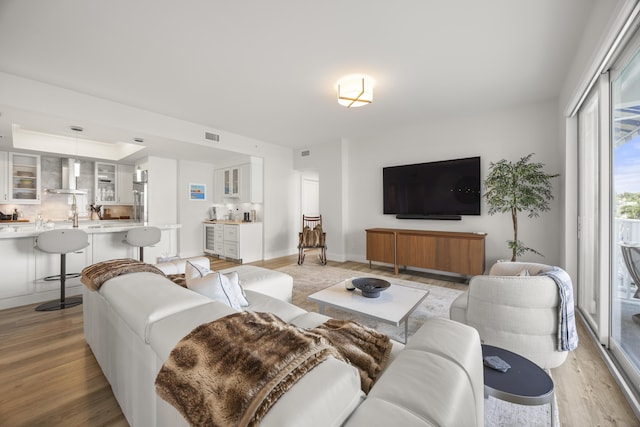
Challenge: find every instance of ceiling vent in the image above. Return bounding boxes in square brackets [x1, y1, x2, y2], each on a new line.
[301, 150, 310, 157]
[205, 131, 220, 142]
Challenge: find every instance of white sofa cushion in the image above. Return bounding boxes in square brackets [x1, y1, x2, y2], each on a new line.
[345, 318, 483, 427]
[220, 264, 293, 302]
[99, 272, 212, 344]
[260, 357, 364, 427]
[243, 290, 307, 322]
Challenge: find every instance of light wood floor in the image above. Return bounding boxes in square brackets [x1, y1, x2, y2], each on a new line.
[1, 255, 638, 426]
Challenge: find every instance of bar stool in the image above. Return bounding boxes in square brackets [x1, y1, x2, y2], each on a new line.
[35, 228, 90, 311]
[124, 226, 161, 262]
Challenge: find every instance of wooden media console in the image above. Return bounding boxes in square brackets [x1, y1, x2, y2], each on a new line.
[366, 228, 487, 276]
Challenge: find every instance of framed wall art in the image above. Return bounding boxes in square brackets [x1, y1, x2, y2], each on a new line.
[189, 183, 206, 201]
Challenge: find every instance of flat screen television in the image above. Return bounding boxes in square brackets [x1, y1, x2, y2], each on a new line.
[383, 156, 481, 219]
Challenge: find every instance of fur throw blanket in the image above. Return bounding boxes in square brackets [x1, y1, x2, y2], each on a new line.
[155, 311, 391, 427]
[80, 258, 166, 291]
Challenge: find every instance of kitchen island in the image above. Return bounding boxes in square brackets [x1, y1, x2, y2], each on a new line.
[0, 221, 180, 309]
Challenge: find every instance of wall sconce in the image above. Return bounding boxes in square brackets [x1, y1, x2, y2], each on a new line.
[337, 76, 373, 108]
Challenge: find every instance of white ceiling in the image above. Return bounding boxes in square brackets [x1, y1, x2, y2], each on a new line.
[0, 0, 596, 162]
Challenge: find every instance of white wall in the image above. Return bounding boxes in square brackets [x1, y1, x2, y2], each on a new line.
[178, 159, 215, 258]
[146, 156, 178, 225]
[263, 148, 299, 259]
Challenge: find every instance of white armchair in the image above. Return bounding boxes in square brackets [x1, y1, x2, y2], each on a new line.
[450, 261, 568, 369]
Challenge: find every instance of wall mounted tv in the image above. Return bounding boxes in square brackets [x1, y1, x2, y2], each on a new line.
[383, 156, 481, 220]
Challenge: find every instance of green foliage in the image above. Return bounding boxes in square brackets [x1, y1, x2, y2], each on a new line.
[484, 153, 559, 261]
[618, 192, 640, 219]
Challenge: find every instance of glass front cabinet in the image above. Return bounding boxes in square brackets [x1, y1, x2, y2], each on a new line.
[8, 153, 41, 204]
[223, 167, 240, 197]
[95, 162, 117, 204]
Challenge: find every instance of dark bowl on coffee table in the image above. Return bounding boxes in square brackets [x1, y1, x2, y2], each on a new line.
[352, 277, 391, 298]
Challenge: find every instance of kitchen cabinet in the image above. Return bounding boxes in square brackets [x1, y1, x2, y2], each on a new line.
[8, 153, 41, 204]
[239, 157, 263, 203]
[92, 231, 134, 262]
[214, 157, 263, 203]
[204, 223, 224, 256]
[116, 164, 134, 204]
[0, 237, 35, 300]
[213, 166, 240, 200]
[224, 167, 240, 198]
[95, 162, 133, 205]
[95, 162, 117, 204]
[0, 151, 7, 202]
[203, 222, 262, 263]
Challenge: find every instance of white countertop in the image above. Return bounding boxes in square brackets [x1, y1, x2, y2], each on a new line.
[0, 221, 181, 239]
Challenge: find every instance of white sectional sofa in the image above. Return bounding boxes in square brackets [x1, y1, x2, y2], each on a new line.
[82, 257, 484, 427]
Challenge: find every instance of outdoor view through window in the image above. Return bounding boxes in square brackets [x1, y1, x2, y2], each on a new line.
[612, 47, 640, 379]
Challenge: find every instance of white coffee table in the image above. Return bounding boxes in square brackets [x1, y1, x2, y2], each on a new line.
[308, 279, 429, 343]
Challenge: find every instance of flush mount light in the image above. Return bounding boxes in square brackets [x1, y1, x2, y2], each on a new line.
[337, 75, 373, 108]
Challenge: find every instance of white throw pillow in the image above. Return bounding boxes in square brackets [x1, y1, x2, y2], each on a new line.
[517, 269, 530, 277]
[187, 273, 238, 309]
[185, 259, 212, 281]
[185, 261, 249, 310]
[219, 270, 249, 308]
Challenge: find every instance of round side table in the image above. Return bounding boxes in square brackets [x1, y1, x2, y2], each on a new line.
[482, 344, 556, 427]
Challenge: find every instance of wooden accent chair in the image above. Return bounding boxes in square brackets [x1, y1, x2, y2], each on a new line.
[297, 215, 327, 265]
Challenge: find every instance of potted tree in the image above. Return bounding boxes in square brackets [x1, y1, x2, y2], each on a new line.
[484, 153, 559, 261]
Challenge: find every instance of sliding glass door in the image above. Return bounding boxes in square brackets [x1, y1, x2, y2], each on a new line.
[578, 89, 602, 333]
[610, 43, 640, 389]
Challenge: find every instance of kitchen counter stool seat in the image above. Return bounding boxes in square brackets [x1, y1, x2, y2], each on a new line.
[124, 226, 161, 262]
[35, 228, 89, 311]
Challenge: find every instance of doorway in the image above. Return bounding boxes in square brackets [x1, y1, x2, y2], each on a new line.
[301, 175, 319, 217]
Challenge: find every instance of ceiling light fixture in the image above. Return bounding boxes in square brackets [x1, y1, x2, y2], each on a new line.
[337, 75, 373, 108]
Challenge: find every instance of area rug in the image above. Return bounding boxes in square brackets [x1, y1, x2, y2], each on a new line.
[277, 263, 561, 427]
